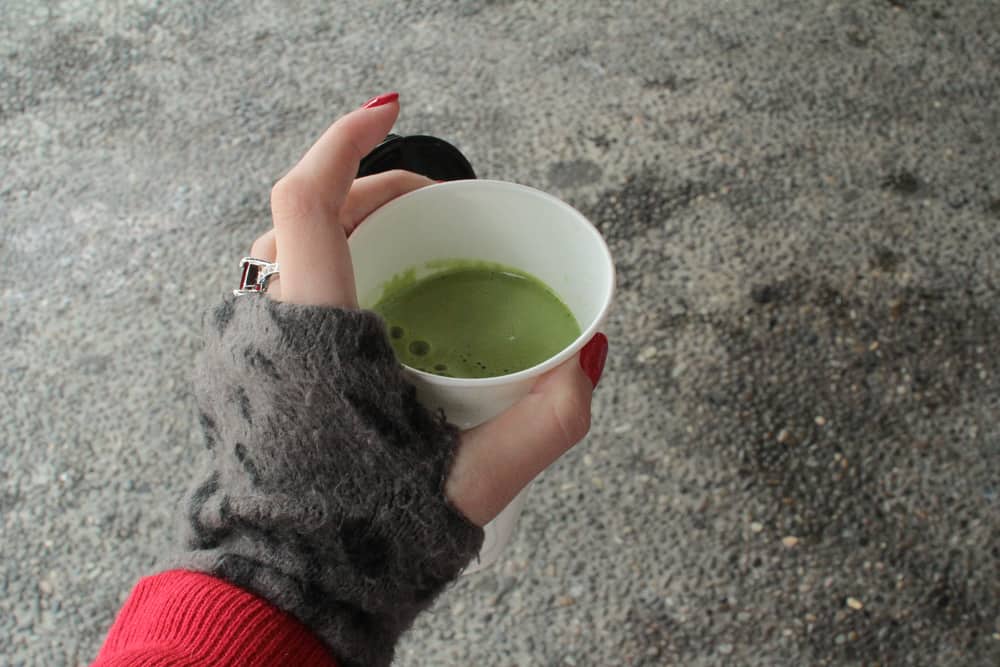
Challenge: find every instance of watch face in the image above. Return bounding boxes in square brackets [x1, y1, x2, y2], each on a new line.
[358, 135, 476, 182]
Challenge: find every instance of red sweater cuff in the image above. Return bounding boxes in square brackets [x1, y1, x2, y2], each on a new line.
[92, 569, 338, 667]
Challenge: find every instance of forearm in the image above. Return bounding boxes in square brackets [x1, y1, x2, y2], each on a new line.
[112, 296, 482, 667]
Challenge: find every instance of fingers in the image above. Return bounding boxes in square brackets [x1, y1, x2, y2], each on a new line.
[268, 96, 400, 306]
[254, 170, 432, 253]
[269, 174, 356, 306]
[292, 97, 401, 211]
[447, 346, 601, 527]
[257, 169, 432, 303]
[344, 170, 436, 234]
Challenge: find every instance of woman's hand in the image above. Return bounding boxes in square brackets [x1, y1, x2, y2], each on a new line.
[248, 93, 607, 527]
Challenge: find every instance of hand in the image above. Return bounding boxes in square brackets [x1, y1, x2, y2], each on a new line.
[249, 93, 607, 526]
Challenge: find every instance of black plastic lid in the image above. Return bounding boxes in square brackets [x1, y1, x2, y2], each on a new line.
[357, 134, 476, 181]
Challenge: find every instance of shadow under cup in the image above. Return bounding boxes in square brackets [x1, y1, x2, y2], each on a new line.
[348, 179, 615, 571]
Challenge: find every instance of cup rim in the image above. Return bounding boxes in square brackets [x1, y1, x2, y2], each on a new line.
[352, 178, 616, 388]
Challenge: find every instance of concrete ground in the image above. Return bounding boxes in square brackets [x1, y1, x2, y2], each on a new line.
[2, 1, 998, 665]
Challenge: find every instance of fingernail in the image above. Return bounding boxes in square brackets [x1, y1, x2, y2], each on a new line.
[579, 333, 608, 388]
[361, 92, 399, 109]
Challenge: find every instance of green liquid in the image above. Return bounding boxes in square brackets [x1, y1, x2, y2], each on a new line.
[372, 264, 581, 379]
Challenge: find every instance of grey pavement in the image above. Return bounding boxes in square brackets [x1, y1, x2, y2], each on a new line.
[2, 1, 999, 665]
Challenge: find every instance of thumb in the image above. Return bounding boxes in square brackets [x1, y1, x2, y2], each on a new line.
[446, 333, 608, 526]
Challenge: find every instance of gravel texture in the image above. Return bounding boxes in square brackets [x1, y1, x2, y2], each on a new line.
[2, 1, 999, 665]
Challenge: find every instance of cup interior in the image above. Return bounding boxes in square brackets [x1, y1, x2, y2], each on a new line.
[349, 180, 615, 385]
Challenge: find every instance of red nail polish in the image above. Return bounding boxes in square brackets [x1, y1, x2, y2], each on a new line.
[361, 92, 399, 109]
[579, 333, 608, 388]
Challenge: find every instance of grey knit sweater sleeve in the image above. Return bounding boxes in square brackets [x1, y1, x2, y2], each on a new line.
[174, 295, 484, 667]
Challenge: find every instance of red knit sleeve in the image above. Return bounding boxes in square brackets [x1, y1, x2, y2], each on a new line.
[92, 570, 339, 667]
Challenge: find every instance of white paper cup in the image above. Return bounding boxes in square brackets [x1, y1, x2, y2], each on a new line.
[348, 179, 615, 572]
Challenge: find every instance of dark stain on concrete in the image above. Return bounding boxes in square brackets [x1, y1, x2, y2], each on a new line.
[642, 73, 696, 92]
[750, 284, 788, 305]
[582, 172, 711, 243]
[871, 246, 903, 273]
[881, 170, 922, 195]
[674, 277, 1000, 662]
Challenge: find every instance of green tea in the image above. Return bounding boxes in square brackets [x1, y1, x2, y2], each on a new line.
[372, 263, 580, 378]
